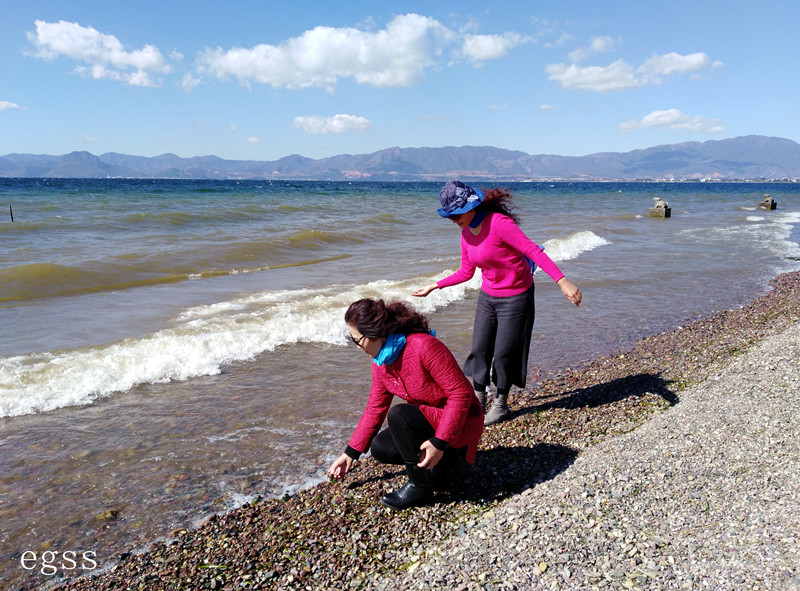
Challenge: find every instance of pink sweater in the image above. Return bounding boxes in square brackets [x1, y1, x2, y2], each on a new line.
[348, 333, 484, 463]
[437, 212, 564, 297]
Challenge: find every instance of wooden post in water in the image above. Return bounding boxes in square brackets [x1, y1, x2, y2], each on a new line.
[8, 204, 12, 222]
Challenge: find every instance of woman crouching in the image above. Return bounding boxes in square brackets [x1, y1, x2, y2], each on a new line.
[327, 298, 484, 510]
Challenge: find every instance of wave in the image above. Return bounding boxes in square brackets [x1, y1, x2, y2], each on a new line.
[122, 211, 197, 225]
[286, 229, 364, 248]
[362, 212, 409, 226]
[0, 229, 610, 418]
[541, 230, 611, 262]
[120, 203, 304, 227]
[0, 255, 352, 303]
[0, 279, 399, 417]
[679, 211, 800, 261]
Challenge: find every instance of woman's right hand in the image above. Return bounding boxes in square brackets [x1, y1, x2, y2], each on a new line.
[327, 453, 353, 479]
[557, 277, 582, 307]
[412, 283, 438, 298]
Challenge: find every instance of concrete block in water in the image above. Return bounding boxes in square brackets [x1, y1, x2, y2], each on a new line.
[758, 194, 777, 210]
[648, 207, 671, 218]
[649, 197, 671, 218]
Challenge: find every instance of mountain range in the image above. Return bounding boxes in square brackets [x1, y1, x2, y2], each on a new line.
[1, 135, 798, 181]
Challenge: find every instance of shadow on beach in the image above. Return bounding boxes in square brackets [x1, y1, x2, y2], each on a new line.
[519, 372, 679, 414]
[341, 443, 578, 507]
[441, 443, 579, 505]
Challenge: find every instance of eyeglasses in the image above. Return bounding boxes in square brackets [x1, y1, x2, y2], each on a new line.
[350, 333, 367, 347]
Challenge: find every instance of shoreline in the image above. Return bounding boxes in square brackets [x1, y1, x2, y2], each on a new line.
[43, 270, 800, 591]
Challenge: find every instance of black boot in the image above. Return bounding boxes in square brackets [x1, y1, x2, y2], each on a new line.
[380, 463, 433, 510]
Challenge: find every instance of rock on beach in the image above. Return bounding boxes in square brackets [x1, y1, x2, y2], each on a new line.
[50, 272, 800, 591]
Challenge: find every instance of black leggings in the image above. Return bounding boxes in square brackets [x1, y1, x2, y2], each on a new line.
[370, 404, 435, 465]
[464, 284, 535, 390]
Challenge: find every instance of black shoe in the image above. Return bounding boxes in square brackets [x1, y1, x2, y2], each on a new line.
[379, 463, 433, 510]
[380, 480, 433, 510]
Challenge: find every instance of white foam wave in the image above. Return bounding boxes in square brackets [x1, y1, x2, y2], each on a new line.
[541, 230, 611, 264]
[0, 230, 609, 418]
[1, 286, 357, 417]
[680, 210, 800, 261]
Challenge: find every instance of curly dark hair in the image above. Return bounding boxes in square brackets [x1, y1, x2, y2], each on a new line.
[344, 299, 430, 338]
[475, 187, 521, 225]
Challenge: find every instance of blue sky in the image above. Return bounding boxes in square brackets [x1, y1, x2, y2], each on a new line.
[1, 0, 798, 161]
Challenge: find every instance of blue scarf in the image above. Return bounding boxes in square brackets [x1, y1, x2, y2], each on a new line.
[469, 209, 489, 228]
[372, 330, 437, 366]
[372, 333, 406, 366]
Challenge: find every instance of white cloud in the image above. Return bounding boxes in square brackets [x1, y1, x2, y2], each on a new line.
[196, 14, 450, 92]
[245, 136, 261, 145]
[636, 52, 709, 83]
[568, 36, 618, 62]
[193, 14, 521, 91]
[538, 104, 557, 110]
[547, 51, 715, 93]
[618, 108, 725, 134]
[460, 32, 529, 64]
[1, 101, 22, 110]
[27, 20, 171, 87]
[292, 114, 372, 135]
[546, 59, 639, 93]
[180, 72, 201, 92]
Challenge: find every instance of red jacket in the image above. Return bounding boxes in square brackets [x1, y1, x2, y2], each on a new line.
[348, 333, 484, 463]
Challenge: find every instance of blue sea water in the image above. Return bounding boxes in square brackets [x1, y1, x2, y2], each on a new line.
[1, 179, 799, 589]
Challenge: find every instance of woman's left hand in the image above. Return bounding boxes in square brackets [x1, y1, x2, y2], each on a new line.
[557, 277, 582, 307]
[417, 440, 444, 469]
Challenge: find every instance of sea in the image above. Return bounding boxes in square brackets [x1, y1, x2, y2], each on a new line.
[1, 179, 799, 589]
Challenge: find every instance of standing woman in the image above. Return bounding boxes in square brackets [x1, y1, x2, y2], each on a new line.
[327, 298, 484, 510]
[413, 180, 582, 426]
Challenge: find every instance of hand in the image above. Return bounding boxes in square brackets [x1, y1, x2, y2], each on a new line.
[417, 440, 444, 469]
[412, 283, 437, 298]
[327, 453, 353, 479]
[558, 278, 582, 307]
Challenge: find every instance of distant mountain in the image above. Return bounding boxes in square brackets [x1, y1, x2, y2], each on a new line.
[1, 135, 798, 181]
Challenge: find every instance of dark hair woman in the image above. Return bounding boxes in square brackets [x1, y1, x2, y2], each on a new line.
[413, 180, 582, 426]
[327, 298, 484, 510]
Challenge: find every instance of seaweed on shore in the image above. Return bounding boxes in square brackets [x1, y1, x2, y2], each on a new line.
[50, 271, 800, 591]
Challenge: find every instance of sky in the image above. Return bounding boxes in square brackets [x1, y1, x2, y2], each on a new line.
[1, 0, 798, 161]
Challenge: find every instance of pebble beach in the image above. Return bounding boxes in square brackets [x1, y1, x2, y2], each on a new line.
[46, 270, 800, 591]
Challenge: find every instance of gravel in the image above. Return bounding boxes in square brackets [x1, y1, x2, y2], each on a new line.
[49, 271, 800, 591]
[372, 307, 800, 591]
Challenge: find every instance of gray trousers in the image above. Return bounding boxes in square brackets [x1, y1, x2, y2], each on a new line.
[463, 285, 535, 390]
